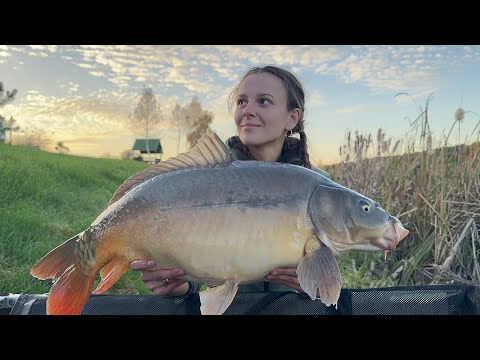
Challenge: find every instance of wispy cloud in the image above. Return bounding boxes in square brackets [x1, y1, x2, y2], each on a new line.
[0, 50, 9, 64]
[308, 90, 328, 109]
[28, 45, 58, 52]
[336, 103, 386, 114]
[4, 85, 206, 143]
[4, 91, 132, 139]
[7, 45, 478, 98]
[2, 45, 480, 162]
[312, 45, 480, 95]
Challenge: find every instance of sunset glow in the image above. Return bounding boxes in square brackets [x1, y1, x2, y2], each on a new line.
[1, 45, 479, 164]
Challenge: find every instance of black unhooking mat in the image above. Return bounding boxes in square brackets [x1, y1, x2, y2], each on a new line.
[4, 284, 480, 315]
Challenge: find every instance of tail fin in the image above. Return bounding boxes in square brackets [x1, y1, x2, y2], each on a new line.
[31, 233, 80, 280]
[47, 264, 96, 315]
[30, 233, 95, 315]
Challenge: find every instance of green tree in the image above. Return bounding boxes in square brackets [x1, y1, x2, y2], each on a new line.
[170, 104, 190, 155]
[185, 97, 213, 149]
[186, 112, 213, 149]
[0, 81, 18, 107]
[129, 85, 163, 154]
[0, 82, 18, 144]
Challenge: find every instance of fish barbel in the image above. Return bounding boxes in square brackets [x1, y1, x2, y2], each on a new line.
[31, 133, 409, 315]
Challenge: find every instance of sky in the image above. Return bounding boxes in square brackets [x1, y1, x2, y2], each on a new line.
[1, 45, 479, 165]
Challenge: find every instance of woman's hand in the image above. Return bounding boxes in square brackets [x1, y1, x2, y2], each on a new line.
[264, 266, 304, 292]
[130, 259, 188, 296]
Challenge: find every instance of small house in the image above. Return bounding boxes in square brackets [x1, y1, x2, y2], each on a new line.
[132, 138, 163, 163]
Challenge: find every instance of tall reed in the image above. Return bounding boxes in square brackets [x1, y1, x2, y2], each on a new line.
[327, 94, 480, 286]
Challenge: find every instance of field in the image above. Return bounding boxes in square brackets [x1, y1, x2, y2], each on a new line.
[0, 145, 151, 294]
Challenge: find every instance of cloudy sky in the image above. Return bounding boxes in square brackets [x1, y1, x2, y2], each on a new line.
[1, 45, 479, 164]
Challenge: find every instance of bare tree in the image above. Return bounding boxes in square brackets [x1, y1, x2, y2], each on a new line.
[128, 85, 163, 154]
[170, 104, 190, 155]
[4, 116, 20, 145]
[0, 82, 18, 107]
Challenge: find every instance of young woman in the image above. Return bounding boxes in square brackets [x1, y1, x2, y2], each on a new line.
[130, 65, 331, 296]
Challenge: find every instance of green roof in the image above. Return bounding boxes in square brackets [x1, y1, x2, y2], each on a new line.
[132, 139, 163, 153]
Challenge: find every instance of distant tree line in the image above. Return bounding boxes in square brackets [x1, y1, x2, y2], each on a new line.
[0, 81, 19, 145]
[128, 85, 213, 159]
[0, 81, 58, 151]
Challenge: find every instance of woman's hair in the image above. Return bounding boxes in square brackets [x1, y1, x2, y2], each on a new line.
[226, 65, 312, 169]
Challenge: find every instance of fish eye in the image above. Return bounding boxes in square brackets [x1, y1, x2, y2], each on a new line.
[361, 204, 371, 212]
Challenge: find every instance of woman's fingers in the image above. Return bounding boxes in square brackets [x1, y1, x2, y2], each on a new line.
[268, 267, 297, 277]
[265, 267, 304, 292]
[130, 259, 156, 270]
[140, 268, 185, 282]
[149, 279, 188, 296]
[130, 259, 188, 295]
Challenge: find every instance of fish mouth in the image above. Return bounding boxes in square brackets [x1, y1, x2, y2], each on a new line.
[371, 221, 409, 251]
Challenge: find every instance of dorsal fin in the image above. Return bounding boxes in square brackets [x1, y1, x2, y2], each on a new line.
[109, 132, 232, 205]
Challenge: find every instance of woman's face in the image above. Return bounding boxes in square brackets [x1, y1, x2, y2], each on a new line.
[234, 73, 299, 149]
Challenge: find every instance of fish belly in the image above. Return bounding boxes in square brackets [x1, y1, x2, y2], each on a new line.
[128, 205, 312, 285]
[95, 162, 320, 284]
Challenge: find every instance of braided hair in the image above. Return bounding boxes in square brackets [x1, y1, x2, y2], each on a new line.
[226, 66, 312, 169]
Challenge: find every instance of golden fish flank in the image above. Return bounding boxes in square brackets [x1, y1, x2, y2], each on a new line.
[30, 132, 409, 315]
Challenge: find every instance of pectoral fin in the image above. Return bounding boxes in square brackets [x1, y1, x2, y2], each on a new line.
[297, 244, 342, 307]
[92, 258, 129, 295]
[199, 280, 239, 315]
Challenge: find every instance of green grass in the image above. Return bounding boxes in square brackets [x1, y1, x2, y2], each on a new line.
[0, 144, 151, 294]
